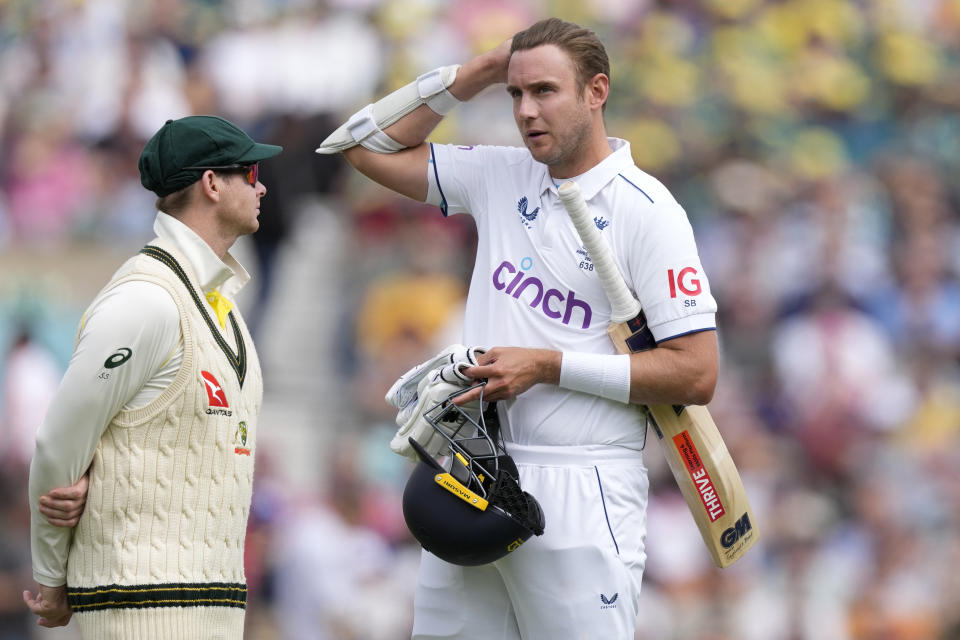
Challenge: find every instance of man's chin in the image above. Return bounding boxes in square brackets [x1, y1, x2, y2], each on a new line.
[525, 143, 557, 166]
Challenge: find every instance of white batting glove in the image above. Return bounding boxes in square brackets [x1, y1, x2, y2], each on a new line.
[385, 344, 485, 412]
[389, 361, 482, 460]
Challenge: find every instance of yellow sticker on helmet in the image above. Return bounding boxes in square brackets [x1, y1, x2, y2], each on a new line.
[434, 473, 488, 511]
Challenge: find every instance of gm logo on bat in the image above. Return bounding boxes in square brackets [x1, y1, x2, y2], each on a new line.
[720, 512, 753, 548]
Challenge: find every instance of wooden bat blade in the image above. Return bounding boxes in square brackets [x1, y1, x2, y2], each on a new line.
[646, 404, 758, 568]
[611, 319, 757, 567]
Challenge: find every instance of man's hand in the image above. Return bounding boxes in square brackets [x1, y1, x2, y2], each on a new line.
[39, 473, 89, 528]
[457, 347, 560, 404]
[23, 584, 72, 628]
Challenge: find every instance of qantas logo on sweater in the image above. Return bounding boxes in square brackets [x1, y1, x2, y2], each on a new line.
[201, 371, 232, 416]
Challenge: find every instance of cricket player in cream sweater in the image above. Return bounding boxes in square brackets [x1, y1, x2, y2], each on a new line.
[24, 115, 282, 639]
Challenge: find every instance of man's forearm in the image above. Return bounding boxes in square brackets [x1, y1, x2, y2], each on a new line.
[626, 331, 718, 406]
[339, 40, 513, 201]
[29, 381, 113, 585]
[554, 331, 718, 407]
[381, 41, 512, 148]
[30, 457, 71, 586]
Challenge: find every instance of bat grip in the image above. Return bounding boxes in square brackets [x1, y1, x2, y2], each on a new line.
[557, 182, 641, 323]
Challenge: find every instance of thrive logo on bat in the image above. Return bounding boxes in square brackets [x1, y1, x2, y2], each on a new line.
[201, 371, 232, 415]
[672, 430, 725, 521]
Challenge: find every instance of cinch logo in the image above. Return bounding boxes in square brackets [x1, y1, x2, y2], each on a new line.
[672, 430, 726, 521]
[721, 513, 753, 549]
[492, 260, 593, 329]
[201, 371, 229, 408]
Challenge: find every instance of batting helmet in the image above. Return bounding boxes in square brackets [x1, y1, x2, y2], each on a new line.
[403, 384, 545, 566]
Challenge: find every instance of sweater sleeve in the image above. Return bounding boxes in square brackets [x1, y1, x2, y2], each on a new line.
[29, 280, 180, 586]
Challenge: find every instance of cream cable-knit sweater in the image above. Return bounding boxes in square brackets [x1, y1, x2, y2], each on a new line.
[66, 239, 262, 640]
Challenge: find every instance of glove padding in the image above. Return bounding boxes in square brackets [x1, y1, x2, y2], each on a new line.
[387, 345, 486, 460]
[386, 344, 484, 413]
[316, 65, 461, 155]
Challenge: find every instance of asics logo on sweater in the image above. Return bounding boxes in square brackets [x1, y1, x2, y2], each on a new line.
[103, 348, 132, 369]
[491, 259, 592, 329]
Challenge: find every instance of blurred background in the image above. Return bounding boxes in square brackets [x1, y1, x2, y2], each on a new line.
[1, 0, 959, 638]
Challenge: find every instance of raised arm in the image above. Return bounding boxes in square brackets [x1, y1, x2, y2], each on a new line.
[318, 39, 512, 202]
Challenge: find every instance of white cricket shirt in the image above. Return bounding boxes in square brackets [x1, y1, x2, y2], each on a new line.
[426, 138, 717, 449]
[29, 212, 250, 586]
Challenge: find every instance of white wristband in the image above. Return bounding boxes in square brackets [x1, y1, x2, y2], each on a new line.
[559, 352, 631, 404]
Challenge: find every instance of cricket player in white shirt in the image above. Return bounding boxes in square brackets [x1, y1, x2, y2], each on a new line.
[317, 17, 719, 640]
[23, 115, 281, 639]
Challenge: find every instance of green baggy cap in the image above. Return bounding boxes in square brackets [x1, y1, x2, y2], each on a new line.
[139, 115, 283, 197]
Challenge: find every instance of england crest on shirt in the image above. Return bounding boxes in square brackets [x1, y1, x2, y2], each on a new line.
[517, 196, 539, 229]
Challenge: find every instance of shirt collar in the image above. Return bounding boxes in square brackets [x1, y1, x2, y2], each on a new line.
[539, 137, 635, 200]
[153, 212, 250, 299]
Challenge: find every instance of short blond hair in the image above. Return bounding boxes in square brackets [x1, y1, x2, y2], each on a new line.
[155, 183, 195, 216]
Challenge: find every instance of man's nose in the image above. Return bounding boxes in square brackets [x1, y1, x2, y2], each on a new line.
[516, 94, 537, 119]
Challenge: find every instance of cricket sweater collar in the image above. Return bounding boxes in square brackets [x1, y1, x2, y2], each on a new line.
[153, 212, 251, 300]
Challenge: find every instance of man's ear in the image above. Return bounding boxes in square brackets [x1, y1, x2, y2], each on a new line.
[198, 170, 222, 202]
[586, 73, 609, 111]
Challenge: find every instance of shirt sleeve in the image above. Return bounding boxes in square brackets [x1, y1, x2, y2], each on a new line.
[29, 280, 180, 586]
[425, 143, 505, 217]
[624, 198, 717, 342]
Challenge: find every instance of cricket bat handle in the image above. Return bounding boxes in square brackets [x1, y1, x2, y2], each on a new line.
[557, 182, 640, 323]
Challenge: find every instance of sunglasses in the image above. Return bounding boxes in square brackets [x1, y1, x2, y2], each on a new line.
[186, 163, 259, 187]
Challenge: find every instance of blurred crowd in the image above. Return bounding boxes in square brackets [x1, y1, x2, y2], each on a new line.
[2, 0, 960, 638]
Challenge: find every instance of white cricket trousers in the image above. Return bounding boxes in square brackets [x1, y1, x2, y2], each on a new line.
[412, 443, 649, 640]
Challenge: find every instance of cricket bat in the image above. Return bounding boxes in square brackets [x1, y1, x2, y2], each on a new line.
[557, 180, 757, 568]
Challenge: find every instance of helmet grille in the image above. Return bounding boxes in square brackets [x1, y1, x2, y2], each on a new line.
[489, 464, 545, 535]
